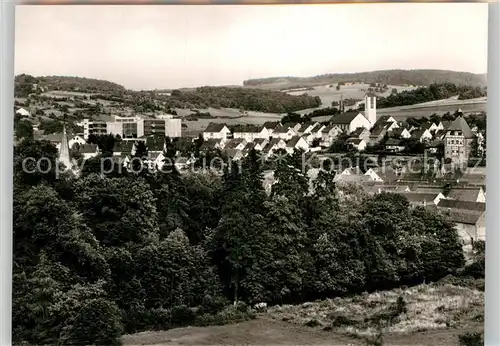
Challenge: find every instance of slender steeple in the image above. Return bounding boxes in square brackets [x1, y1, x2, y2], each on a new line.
[339, 93, 344, 113]
[59, 115, 72, 169]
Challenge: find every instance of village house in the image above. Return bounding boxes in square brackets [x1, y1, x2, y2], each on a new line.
[76, 144, 99, 160]
[447, 187, 486, 203]
[224, 138, 247, 151]
[330, 112, 371, 133]
[436, 199, 486, 248]
[113, 141, 135, 157]
[385, 138, 405, 152]
[399, 192, 445, 208]
[200, 139, 224, 151]
[349, 127, 371, 142]
[321, 124, 342, 147]
[285, 136, 309, 154]
[368, 124, 388, 145]
[437, 120, 452, 131]
[202, 123, 231, 141]
[297, 122, 317, 136]
[444, 116, 475, 166]
[345, 138, 367, 151]
[374, 116, 399, 132]
[232, 125, 261, 142]
[259, 121, 279, 138]
[272, 124, 297, 140]
[253, 138, 269, 151]
[411, 128, 433, 143]
[420, 122, 439, 133]
[262, 138, 287, 157]
[16, 107, 31, 117]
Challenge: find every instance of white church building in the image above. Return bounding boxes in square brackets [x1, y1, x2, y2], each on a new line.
[330, 93, 378, 134]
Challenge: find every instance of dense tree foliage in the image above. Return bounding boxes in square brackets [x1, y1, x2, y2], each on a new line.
[13, 139, 466, 345]
[243, 70, 486, 90]
[377, 83, 486, 109]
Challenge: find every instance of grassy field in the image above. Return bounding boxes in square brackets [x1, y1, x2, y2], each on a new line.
[122, 281, 483, 346]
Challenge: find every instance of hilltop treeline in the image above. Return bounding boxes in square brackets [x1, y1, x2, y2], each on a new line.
[243, 69, 487, 90]
[13, 138, 467, 345]
[376, 83, 487, 109]
[163, 87, 322, 113]
[14, 74, 126, 97]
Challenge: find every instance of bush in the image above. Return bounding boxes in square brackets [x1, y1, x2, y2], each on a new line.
[64, 298, 123, 346]
[171, 305, 196, 326]
[199, 295, 229, 315]
[458, 332, 483, 346]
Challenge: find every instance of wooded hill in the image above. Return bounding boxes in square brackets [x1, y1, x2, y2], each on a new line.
[243, 69, 487, 90]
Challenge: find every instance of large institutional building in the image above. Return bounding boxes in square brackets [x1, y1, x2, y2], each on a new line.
[82, 115, 182, 140]
[444, 115, 475, 165]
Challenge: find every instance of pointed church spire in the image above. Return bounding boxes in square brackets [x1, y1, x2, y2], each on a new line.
[340, 93, 344, 113]
[59, 115, 72, 169]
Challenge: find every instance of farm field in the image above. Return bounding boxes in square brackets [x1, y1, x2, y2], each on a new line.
[287, 83, 418, 110]
[122, 281, 484, 346]
[377, 99, 486, 120]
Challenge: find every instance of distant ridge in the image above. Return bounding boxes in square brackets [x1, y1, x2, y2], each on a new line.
[243, 69, 487, 90]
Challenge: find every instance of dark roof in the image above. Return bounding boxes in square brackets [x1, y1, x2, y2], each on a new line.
[225, 138, 246, 149]
[254, 138, 267, 145]
[298, 122, 314, 133]
[330, 112, 360, 125]
[346, 138, 363, 145]
[400, 192, 441, 203]
[286, 136, 302, 147]
[243, 142, 256, 152]
[114, 142, 134, 153]
[420, 122, 433, 130]
[443, 210, 484, 225]
[447, 188, 482, 202]
[411, 129, 428, 139]
[437, 199, 485, 212]
[200, 139, 221, 149]
[283, 122, 298, 129]
[440, 121, 452, 130]
[261, 121, 279, 130]
[78, 144, 98, 154]
[231, 124, 260, 133]
[274, 124, 292, 133]
[146, 137, 165, 151]
[386, 138, 403, 146]
[434, 130, 446, 139]
[351, 127, 367, 137]
[322, 124, 336, 133]
[204, 122, 228, 133]
[446, 116, 474, 138]
[370, 124, 387, 137]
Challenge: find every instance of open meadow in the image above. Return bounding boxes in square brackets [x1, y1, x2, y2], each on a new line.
[122, 280, 484, 346]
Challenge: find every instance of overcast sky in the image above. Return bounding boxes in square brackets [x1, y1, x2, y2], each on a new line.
[15, 4, 488, 90]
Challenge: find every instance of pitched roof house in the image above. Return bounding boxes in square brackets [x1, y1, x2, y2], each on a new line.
[285, 136, 309, 154]
[330, 111, 371, 133]
[203, 123, 231, 141]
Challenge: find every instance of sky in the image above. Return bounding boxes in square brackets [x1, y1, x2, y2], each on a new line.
[15, 4, 488, 90]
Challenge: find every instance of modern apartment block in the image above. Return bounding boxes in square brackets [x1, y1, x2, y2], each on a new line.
[82, 115, 182, 139]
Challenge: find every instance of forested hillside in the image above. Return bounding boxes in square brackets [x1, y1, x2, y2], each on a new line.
[243, 70, 487, 90]
[377, 83, 487, 108]
[14, 74, 126, 97]
[13, 139, 476, 345]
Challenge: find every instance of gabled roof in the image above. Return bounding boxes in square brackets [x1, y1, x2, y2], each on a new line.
[231, 124, 260, 133]
[254, 138, 267, 145]
[437, 199, 485, 212]
[114, 142, 134, 153]
[420, 122, 433, 130]
[385, 138, 403, 146]
[225, 138, 246, 149]
[78, 144, 98, 154]
[442, 209, 484, 225]
[351, 127, 367, 137]
[447, 188, 482, 202]
[298, 122, 314, 133]
[400, 192, 441, 203]
[346, 138, 364, 145]
[446, 116, 474, 138]
[411, 129, 429, 139]
[242, 142, 256, 152]
[204, 122, 228, 133]
[200, 138, 221, 149]
[370, 124, 387, 137]
[261, 121, 279, 130]
[440, 121, 452, 130]
[330, 112, 361, 125]
[321, 124, 339, 133]
[286, 136, 302, 147]
[274, 124, 292, 133]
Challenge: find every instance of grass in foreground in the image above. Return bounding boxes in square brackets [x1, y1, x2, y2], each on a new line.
[266, 281, 484, 339]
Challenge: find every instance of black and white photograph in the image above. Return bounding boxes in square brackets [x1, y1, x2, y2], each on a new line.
[10, 3, 489, 345]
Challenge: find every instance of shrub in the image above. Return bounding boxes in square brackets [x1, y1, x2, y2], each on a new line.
[171, 305, 196, 326]
[458, 332, 483, 346]
[304, 319, 322, 327]
[64, 298, 123, 346]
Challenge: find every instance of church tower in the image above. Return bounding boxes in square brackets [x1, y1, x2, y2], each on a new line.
[364, 93, 377, 126]
[339, 93, 344, 113]
[59, 117, 72, 170]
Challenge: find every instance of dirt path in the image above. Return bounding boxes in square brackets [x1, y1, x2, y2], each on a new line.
[122, 318, 483, 346]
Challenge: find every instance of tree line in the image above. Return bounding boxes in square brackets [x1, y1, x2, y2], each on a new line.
[13, 138, 468, 345]
[376, 83, 486, 109]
